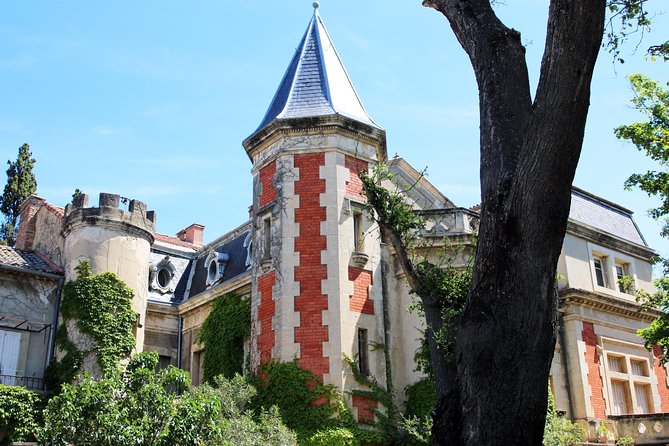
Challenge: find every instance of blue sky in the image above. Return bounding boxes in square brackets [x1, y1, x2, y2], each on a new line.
[1, 1, 668, 259]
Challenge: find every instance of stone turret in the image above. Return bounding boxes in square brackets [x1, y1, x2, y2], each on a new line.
[62, 192, 156, 357]
[243, 7, 387, 424]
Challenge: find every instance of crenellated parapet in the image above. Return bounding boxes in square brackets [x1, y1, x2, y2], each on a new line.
[63, 192, 156, 244]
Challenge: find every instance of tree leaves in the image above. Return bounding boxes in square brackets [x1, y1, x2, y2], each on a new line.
[0, 143, 36, 245]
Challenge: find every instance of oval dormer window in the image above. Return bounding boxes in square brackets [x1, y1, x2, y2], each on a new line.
[208, 261, 218, 283]
[149, 256, 177, 294]
[157, 268, 172, 288]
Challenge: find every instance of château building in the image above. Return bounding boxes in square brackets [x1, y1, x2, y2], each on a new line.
[1, 5, 667, 443]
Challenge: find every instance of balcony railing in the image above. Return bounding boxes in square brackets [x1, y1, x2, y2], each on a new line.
[417, 208, 479, 238]
[0, 374, 44, 390]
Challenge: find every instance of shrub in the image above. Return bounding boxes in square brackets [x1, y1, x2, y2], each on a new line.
[39, 352, 296, 446]
[543, 386, 585, 446]
[250, 360, 357, 443]
[0, 385, 40, 445]
[304, 427, 359, 446]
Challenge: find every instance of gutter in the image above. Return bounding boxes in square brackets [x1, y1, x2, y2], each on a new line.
[177, 316, 183, 369]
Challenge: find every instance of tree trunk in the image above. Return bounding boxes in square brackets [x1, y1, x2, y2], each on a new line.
[421, 0, 606, 444]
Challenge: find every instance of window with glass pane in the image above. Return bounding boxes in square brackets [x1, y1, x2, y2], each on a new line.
[608, 355, 626, 373]
[594, 256, 607, 287]
[630, 359, 648, 377]
[610, 380, 632, 415]
[634, 383, 652, 413]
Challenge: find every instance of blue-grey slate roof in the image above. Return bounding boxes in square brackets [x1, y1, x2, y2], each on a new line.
[188, 229, 251, 298]
[569, 188, 647, 247]
[255, 8, 381, 133]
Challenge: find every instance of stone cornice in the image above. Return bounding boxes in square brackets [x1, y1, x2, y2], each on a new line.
[559, 287, 660, 322]
[243, 115, 387, 164]
[566, 221, 655, 260]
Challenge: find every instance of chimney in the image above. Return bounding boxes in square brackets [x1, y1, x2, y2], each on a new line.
[177, 224, 205, 247]
[15, 195, 46, 250]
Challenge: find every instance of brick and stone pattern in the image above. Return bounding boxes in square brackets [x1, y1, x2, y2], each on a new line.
[344, 155, 368, 202]
[258, 271, 276, 363]
[348, 267, 373, 314]
[652, 346, 669, 412]
[352, 395, 378, 423]
[582, 322, 607, 418]
[259, 161, 277, 208]
[293, 153, 329, 381]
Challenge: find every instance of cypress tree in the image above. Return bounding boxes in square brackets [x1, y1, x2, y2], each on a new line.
[1, 144, 37, 246]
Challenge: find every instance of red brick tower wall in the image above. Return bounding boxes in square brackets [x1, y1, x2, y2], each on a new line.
[652, 346, 669, 412]
[258, 271, 276, 363]
[293, 153, 330, 381]
[256, 160, 277, 364]
[349, 267, 373, 314]
[344, 155, 368, 202]
[352, 395, 378, 422]
[582, 322, 607, 418]
[259, 162, 277, 208]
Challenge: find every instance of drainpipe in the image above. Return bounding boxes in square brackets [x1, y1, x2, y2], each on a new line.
[45, 276, 65, 390]
[380, 241, 396, 421]
[177, 315, 183, 369]
[559, 309, 576, 420]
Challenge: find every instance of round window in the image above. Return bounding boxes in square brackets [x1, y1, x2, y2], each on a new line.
[157, 268, 172, 288]
[208, 261, 218, 282]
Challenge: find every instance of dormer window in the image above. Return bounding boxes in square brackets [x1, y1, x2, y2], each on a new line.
[208, 261, 218, 283]
[593, 255, 608, 288]
[149, 256, 177, 294]
[589, 245, 636, 296]
[204, 250, 230, 286]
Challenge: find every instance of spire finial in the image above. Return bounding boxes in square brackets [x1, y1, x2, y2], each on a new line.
[313, 1, 319, 10]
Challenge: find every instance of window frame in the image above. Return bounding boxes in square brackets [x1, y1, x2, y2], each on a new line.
[601, 338, 660, 416]
[588, 244, 637, 297]
[357, 328, 369, 376]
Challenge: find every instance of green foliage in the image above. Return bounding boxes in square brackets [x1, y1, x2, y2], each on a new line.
[343, 353, 394, 443]
[404, 378, 435, 420]
[616, 436, 635, 446]
[0, 385, 41, 445]
[399, 416, 432, 446]
[615, 74, 669, 235]
[304, 428, 358, 446]
[0, 143, 36, 245]
[250, 360, 357, 444]
[197, 292, 251, 382]
[359, 164, 425, 248]
[604, 0, 653, 64]
[47, 260, 136, 388]
[616, 74, 669, 363]
[543, 386, 585, 446]
[414, 257, 471, 365]
[40, 351, 297, 446]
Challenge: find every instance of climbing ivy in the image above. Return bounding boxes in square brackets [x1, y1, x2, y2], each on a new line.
[197, 292, 251, 383]
[46, 261, 136, 388]
[0, 385, 41, 445]
[249, 360, 362, 444]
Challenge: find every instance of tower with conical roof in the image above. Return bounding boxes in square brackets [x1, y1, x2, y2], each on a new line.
[242, 4, 387, 417]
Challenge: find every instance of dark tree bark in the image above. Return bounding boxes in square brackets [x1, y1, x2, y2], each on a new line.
[416, 1, 606, 444]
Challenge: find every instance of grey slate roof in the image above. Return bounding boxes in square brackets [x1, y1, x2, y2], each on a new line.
[0, 245, 62, 275]
[569, 188, 647, 247]
[188, 229, 251, 298]
[254, 7, 381, 133]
